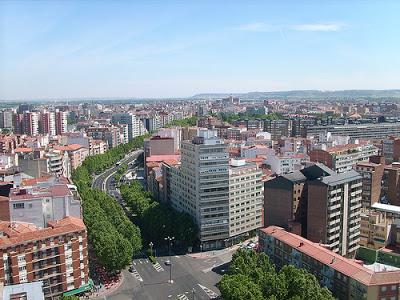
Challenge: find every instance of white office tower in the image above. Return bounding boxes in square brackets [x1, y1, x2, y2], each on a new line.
[170, 129, 230, 250]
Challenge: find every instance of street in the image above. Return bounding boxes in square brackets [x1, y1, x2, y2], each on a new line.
[93, 250, 232, 300]
[89, 149, 233, 300]
[92, 149, 143, 191]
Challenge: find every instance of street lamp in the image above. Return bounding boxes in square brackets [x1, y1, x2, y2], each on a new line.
[149, 242, 153, 257]
[164, 236, 175, 284]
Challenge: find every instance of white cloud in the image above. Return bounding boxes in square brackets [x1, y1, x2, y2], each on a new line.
[291, 23, 345, 32]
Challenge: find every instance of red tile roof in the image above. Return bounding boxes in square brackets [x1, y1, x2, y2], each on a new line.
[0, 216, 86, 248]
[260, 226, 400, 286]
[14, 147, 33, 153]
[146, 155, 180, 162]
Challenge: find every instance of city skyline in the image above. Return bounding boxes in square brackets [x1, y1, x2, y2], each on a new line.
[1, 1, 400, 100]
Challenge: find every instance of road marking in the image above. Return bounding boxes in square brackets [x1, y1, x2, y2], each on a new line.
[177, 294, 189, 300]
[132, 261, 136, 265]
[152, 262, 164, 272]
[174, 255, 179, 258]
[129, 267, 143, 282]
[198, 284, 218, 299]
[139, 260, 142, 264]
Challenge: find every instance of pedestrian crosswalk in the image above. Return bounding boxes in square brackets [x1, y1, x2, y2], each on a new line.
[176, 294, 189, 300]
[130, 267, 143, 282]
[198, 284, 218, 299]
[153, 262, 164, 272]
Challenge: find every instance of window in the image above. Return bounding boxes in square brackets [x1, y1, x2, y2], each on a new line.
[391, 285, 397, 291]
[18, 266, 26, 272]
[13, 203, 24, 209]
[381, 286, 387, 292]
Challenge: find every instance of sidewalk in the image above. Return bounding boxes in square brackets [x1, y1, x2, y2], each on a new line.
[88, 272, 124, 299]
[188, 236, 258, 259]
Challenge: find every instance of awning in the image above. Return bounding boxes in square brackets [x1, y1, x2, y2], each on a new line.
[63, 279, 94, 296]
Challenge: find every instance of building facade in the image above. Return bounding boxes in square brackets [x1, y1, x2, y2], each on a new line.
[309, 143, 378, 173]
[259, 226, 400, 300]
[228, 159, 263, 240]
[0, 217, 89, 299]
[307, 170, 362, 256]
[169, 130, 230, 250]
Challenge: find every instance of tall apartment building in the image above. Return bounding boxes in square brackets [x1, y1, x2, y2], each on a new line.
[228, 159, 263, 239]
[381, 163, 400, 206]
[55, 111, 67, 135]
[23, 113, 39, 136]
[40, 112, 56, 136]
[264, 163, 335, 237]
[12, 113, 39, 136]
[309, 143, 378, 173]
[382, 136, 400, 164]
[307, 170, 362, 256]
[263, 119, 291, 140]
[86, 126, 121, 148]
[355, 156, 385, 208]
[0, 111, 14, 129]
[169, 129, 230, 250]
[112, 113, 141, 141]
[259, 226, 400, 300]
[167, 130, 264, 249]
[141, 115, 161, 132]
[0, 217, 90, 299]
[12, 114, 23, 135]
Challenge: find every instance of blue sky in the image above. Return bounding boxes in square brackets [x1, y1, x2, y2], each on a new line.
[1, 1, 400, 99]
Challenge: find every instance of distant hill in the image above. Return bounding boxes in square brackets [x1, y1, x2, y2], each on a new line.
[192, 90, 400, 100]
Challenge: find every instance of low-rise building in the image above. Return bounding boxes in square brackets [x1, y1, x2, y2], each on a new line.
[264, 153, 309, 175]
[360, 209, 392, 250]
[260, 226, 400, 300]
[5, 176, 81, 228]
[309, 143, 378, 173]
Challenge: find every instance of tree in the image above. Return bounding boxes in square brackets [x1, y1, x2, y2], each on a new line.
[166, 116, 198, 127]
[221, 249, 335, 300]
[218, 274, 264, 300]
[120, 182, 198, 249]
[62, 296, 80, 300]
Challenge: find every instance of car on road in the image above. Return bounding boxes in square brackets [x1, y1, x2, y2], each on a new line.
[164, 260, 171, 266]
[128, 266, 134, 273]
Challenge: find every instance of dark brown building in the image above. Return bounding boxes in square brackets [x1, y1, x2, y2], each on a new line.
[264, 163, 335, 237]
[382, 162, 400, 206]
[355, 155, 385, 208]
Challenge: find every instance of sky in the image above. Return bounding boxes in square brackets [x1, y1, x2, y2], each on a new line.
[1, 1, 400, 100]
